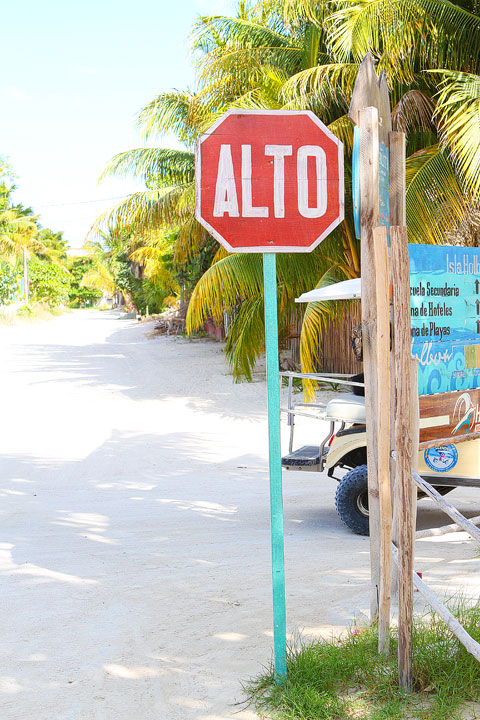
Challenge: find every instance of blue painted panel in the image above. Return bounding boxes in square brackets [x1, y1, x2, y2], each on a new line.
[352, 130, 389, 242]
[352, 127, 361, 240]
[379, 141, 390, 240]
[409, 244, 480, 395]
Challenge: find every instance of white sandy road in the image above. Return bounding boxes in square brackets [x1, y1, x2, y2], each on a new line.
[1, 309, 480, 720]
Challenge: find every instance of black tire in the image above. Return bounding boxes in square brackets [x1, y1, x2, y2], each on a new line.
[335, 465, 369, 536]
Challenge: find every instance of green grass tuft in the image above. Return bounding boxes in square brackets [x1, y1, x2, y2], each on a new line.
[244, 603, 480, 720]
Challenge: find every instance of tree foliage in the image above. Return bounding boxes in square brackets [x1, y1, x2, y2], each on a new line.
[28, 257, 71, 307]
[0, 159, 71, 308]
[67, 256, 103, 307]
[94, 0, 480, 379]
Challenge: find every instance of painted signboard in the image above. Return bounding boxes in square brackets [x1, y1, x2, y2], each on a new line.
[419, 387, 480, 444]
[409, 244, 480, 396]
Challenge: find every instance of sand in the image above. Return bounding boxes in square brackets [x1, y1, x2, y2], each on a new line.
[1, 309, 480, 720]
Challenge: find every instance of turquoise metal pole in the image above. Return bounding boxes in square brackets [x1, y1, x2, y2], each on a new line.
[263, 252, 287, 681]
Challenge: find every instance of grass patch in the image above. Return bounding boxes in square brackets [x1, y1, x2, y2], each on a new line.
[245, 603, 480, 720]
[0, 302, 66, 325]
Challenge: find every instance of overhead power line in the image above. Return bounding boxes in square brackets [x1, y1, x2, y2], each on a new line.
[35, 195, 131, 209]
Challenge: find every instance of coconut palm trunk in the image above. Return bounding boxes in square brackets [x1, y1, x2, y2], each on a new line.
[23, 248, 29, 303]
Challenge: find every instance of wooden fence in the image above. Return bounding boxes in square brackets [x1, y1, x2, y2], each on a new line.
[284, 301, 363, 375]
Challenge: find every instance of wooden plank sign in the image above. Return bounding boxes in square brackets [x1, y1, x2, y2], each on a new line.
[195, 110, 344, 253]
[419, 388, 480, 444]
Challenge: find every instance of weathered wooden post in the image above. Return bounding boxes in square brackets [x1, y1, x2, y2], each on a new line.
[389, 130, 406, 591]
[391, 226, 415, 689]
[373, 225, 392, 655]
[350, 54, 392, 650]
[389, 127, 418, 689]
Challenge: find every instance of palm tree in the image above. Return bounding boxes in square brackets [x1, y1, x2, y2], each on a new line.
[433, 70, 480, 201]
[0, 188, 41, 302]
[186, 0, 476, 378]
[37, 228, 69, 265]
[128, 229, 180, 309]
[93, 0, 480, 381]
[82, 231, 137, 310]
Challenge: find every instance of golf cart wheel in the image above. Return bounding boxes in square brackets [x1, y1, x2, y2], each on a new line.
[335, 465, 369, 536]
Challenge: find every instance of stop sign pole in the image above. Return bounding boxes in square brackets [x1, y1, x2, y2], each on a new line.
[262, 251, 287, 679]
[196, 110, 344, 680]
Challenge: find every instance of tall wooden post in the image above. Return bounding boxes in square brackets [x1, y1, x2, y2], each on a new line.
[359, 106, 382, 621]
[351, 54, 393, 645]
[373, 226, 392, 655]
[391, 226, 414, 690]
[23, 249, 29, 304]
[389, 131, 406, 599]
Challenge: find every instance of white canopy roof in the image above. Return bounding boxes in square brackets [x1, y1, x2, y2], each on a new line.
[295, 278, 362, 303]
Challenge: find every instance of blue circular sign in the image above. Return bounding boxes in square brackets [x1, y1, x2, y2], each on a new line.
[424, 444, 458, 473]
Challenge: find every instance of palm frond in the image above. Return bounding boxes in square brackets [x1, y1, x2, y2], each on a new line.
[327, 0, 480, 75]
[192, 15, 294, 53]
[187, 238, 349, 334]
[89, 186, 191, 239]
[406, 144, 469, 244]
[81, 266, 116, 295]
[432, 70, 480, 199]
[174, 216, 208, 265]
[391, 89, 435, 134]
[281, 63, 358, 111]
[282, 0, 331, 27]
[211, 245, 229, 264]
[186, 253, 264, 330]
[138, 90, 199, 144]
[99, 148, 194, 186]
[224, 295, 265, 380]
[328, 114, 354, 154]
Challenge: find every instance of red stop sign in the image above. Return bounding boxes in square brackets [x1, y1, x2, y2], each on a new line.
[195, 110, 344, 253]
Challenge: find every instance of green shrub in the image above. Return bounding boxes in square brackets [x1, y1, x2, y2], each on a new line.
[29, 258, 70, 307]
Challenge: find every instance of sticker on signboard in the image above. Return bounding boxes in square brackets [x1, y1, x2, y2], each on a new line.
[424, 444, 458, 473]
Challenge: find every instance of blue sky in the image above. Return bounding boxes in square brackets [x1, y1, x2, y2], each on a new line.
[1, 0, 234, 249]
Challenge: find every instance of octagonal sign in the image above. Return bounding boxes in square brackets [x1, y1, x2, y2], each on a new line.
[195, 110, 344, 253]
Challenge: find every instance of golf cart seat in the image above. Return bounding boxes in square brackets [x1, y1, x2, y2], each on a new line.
[280, 373, 366, 472]
[325, 394, 366, 424]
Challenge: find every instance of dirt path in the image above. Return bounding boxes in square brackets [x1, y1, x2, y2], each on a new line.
[1, 310, 480, 720]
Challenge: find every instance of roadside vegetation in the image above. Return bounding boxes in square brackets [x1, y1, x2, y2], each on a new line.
[246, 602, 480, 720]
[0, 156, 101, 316]
[4, 3, 478, 352]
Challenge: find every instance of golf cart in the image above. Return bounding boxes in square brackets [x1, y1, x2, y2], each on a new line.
[281, 278, 480, 535]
